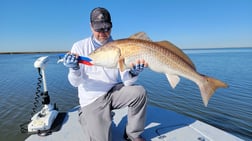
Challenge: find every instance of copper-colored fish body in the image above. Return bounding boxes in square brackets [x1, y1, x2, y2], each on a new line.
[88, 32, 228, 106]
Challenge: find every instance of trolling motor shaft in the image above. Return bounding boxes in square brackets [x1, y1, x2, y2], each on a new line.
[28, 56, 58, 134]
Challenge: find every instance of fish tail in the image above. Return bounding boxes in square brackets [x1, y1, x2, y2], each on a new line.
[199, 76, 228, 107]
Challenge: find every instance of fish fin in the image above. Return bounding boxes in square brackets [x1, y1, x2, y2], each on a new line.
[128, 32, 152, 41]
[166, 74, 180, 89]
[118, 58, 126, 72]
[156, 41, 196, 70]
[199, 76, 228, 107]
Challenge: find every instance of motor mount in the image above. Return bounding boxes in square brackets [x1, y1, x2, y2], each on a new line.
[27, 56, 58, 134]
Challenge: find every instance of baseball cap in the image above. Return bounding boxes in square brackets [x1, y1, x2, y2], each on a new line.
[90, 7, 112, 32]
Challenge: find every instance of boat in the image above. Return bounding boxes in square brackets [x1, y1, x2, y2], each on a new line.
[25, 56, 243, 141]
[25, 105, 243, 141]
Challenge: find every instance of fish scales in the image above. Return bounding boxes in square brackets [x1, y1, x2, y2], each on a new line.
[88, 32, 228, 106]
[115, 39, 199, 80]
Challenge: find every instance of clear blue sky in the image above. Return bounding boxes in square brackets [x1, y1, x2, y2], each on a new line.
[1, 0, 252, 52]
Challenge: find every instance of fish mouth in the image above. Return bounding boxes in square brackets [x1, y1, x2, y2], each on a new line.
[89, 61, 94, 64]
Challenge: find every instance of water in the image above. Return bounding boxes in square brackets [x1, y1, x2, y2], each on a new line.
[0, 48, 251, 141]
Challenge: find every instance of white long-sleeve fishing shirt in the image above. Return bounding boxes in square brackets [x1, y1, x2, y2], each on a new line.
[68, 36, 137, 107]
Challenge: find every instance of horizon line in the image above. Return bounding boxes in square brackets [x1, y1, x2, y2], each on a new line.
[1, 47, 252, 54]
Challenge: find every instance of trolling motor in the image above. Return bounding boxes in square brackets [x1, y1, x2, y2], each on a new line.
[27, 56, 58, 134]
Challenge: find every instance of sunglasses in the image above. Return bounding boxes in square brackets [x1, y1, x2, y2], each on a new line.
[94, 28, 111, 32]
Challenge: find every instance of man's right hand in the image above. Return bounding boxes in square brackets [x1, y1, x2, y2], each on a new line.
[63, 53, 80, 70]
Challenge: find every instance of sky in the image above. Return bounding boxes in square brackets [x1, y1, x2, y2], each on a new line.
[0, 0, 252, 52]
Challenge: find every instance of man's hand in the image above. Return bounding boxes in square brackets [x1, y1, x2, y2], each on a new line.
[129, 60, 148, 77]
[63, 53, 80, 70]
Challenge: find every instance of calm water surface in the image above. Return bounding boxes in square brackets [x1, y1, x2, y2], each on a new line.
[0, 48, 251, 141]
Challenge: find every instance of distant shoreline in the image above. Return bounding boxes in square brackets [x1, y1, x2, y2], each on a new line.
[1, 47, 251, 54]
[0, 51, 68, 54]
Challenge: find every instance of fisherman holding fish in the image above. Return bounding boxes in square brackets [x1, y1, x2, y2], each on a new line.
[63, 7, 147, 141]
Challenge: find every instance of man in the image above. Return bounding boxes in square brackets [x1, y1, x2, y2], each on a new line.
[63, 7, 147, 141]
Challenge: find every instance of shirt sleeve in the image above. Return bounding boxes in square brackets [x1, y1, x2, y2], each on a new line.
[120, 69, 138, 86]
[67, 42, 85, 87]
[68, 68, 82, 87]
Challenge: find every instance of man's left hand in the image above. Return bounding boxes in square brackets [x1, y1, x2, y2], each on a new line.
[129, 60, 148, 77]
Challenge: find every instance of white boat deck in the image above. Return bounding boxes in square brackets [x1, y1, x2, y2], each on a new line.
[26, 105, 243, 141]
